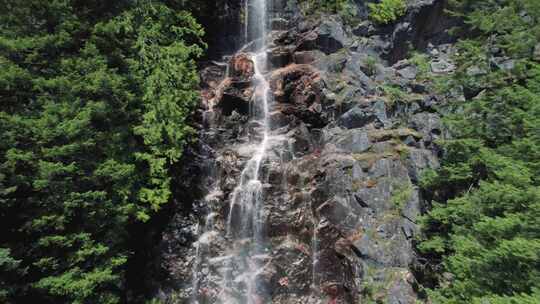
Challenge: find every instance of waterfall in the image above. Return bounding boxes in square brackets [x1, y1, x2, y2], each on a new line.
[193, 1, 271, 303]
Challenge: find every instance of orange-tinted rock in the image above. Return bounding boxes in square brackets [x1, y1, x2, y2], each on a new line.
[229, 53, 255, 79]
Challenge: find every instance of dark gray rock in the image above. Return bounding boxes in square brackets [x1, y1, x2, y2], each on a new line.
[338, 106, 376, 129]
[335, 130, 372, 153]
[386, 0, 455, 63]
[372, 100, 389, 126]
[297, 18, 348, 55]
[268, 46, 292, 68]
[317, 18, 349, 54]
[397, 66, 418, 79]
[352, 21, 372, 37]
[271, 18, 289, 30]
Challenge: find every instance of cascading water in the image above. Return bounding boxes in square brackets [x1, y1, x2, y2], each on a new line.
[185, 0, 432, 302]
[193, 1, 272, 303]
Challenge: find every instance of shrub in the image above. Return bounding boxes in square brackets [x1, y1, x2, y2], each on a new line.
[380, 84, 408, 105]
[390, 180, 413, 209]
[368, 0, 407, 25]
[363, 55, 378, 76]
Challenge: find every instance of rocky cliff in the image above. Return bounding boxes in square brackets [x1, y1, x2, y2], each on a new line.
[157, 1, 457, 303]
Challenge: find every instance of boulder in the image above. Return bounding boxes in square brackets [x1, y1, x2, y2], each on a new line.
[317, 18, 348, 53]
[271, 17, 288, 30]
[352, 21, 373, 37]
[229, 53, 255, 80]
[335, 130, 372, 153]
[397, 66, 417, 79]
[220, 90, 251, 116]
[296, 18, 348, 55]
[338, 106, 376, 129]
[270, 64, 324, 126]
[292, 51, 317, 64]
[267, 47, 292, 69]
[430, 59, 455, 73]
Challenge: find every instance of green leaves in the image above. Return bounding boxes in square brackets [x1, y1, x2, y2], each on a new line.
[368, 0, 407, 25]
[0, 0, 203, 302]
[418, 1, 540, 302]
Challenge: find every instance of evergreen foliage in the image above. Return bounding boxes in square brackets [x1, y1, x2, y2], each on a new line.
[418, 0, 540, 302]
[0, 0, 203, 303]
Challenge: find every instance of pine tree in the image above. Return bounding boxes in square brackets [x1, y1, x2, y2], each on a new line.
[0, 1, 204, 302]
[418, 1, 540, 302]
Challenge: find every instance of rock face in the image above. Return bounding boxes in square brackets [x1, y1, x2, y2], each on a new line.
[158, 1, 453, 303]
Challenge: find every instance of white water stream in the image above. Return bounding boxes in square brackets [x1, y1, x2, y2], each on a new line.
[192, 1, 271, 303]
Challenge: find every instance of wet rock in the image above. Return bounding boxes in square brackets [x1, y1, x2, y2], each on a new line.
[218, 83, 253, 116]
[290, 123, 313, 156]
[229, 53, 255, 80]
[292, 51, 319, 64]
[268, 46, 292, 69]
[270, 64, 320, 103]
[271, 18, 288, 30]
[296, 31, 319, 52]
[315, 223, 356, 302]
[317, 196, 360, 227]
[269, 111, 291, 128]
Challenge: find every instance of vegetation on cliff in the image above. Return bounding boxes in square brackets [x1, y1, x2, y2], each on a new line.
[368, 0, 407, 25]
[418, 0, 540, 302]
[0, 0, 203, 303]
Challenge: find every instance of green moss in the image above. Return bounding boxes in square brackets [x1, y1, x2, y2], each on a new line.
[368, 0, 407, 25]
[380, 84, 407, 105]
[409, 52, 430, 80]
[368, 128, 423, 142]
[380, 84, 424, 107]
[394, 143, 411, 161]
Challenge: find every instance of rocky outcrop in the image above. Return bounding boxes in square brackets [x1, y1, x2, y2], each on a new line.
[158, 1, 456, 303]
